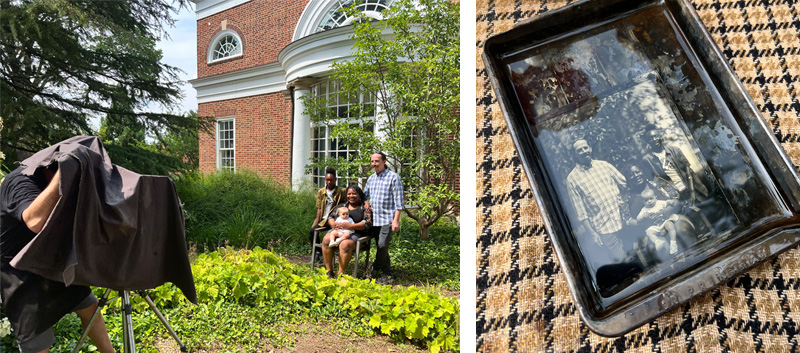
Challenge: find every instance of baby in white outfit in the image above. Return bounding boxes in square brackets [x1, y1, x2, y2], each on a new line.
[328, 207, 354, 247]
[636, 188, 684, 255]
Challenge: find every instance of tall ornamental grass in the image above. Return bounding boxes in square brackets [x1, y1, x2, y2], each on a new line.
[175, 170, 315, 253]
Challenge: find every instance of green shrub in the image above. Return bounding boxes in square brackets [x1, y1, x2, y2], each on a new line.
[387, 217, 460, 291]
[199, 248, 458, 352]
[175, 170, 316, 253]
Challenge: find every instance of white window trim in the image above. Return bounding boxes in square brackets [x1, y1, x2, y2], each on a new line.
[216, 118, 236, 171]
[207, 29, 243, 63]
[340, 10, 383, 26]
[310, 79, 378, 187]
[294, 0, 393, 40]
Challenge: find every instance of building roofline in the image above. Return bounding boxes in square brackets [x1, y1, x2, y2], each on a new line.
[191, 0, 252, 20]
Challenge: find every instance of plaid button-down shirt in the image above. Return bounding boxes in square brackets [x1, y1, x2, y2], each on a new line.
[566, 160, 627, 234]
[364, 168, 404, 227]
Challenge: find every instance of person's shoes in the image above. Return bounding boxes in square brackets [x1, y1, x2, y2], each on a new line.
[327, 270, 336, 279]
[376, 274, 393, 285]
[669, 241, 678, 255]
[369, 265, 383, 279]
[329, 238, 343, 248]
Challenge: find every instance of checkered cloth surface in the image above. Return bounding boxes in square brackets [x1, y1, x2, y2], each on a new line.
[476, 0, 800, 352]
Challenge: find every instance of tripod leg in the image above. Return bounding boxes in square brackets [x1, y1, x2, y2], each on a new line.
[137, 291, 188, 352]
[72, 289, 112, 353]
[121, 290, 136, 353]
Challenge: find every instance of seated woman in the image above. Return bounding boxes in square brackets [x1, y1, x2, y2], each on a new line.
[321, 184, 371, 279]
[627, 163, 679, 218]
[626, 162, 697, 266]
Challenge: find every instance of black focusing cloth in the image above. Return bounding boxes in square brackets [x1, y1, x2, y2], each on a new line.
[10, 136, 197, 304]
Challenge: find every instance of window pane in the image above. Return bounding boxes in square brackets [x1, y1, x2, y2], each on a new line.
[217, 119, 235, 171]
[212, 34, 242, 61]
[310, 78, 378, 185]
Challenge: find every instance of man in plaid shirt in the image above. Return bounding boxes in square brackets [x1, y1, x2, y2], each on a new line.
[364, 152, 403, 283]
[566, 139, 628, 264]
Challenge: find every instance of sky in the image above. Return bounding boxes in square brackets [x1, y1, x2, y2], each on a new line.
[87, 5, 197, 131]
[155, 5, 198, 114]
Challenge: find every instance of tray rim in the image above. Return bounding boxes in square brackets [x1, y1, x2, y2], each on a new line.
[481, 0, 800, 337]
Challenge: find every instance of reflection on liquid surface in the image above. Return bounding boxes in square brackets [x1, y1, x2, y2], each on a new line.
[505, 6, 788, 312]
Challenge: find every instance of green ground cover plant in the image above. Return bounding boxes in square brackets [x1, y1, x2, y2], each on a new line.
[175, 170, 316, 254]
[383, 218, 460, 291]
[1, 248, 458, 352]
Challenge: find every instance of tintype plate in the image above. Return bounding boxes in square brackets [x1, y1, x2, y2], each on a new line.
[483, 0, 800, 336]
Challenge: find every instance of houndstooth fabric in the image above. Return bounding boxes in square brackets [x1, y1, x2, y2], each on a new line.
[476, 0, 800, 352]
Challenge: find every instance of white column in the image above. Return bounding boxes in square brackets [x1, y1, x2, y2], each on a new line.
[290, 78, 314, 190]
[373, 90, 388, 140]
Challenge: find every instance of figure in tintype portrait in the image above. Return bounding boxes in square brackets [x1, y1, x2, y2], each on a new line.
[640, 123, 738, 253]
[566, 138, 643, 294]
[625, 162, 692, 266]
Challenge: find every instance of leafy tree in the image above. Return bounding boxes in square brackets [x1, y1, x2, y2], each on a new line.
[0, 0, 209, 169]
[98, 86, 147, 148]
[0, 117, 5, 181]
[154, 110, 201, 171]
[97, 109, 200, 175]
[304, 0, 459, 239]
[103, 143, 187, 176]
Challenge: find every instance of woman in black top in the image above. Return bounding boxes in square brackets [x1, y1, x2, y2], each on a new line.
[322, 184, 371, 279]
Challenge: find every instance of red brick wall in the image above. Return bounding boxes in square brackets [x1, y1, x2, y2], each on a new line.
[198, 92, 293, 185]
[197, 0, 309, 78]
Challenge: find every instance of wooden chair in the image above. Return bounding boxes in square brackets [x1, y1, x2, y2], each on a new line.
[310, 228, 371, 278]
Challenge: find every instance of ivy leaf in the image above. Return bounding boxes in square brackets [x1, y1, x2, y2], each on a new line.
[369, 314, 382, 328]
[430, 341, 442, 353]
[405, 316, 418, 338]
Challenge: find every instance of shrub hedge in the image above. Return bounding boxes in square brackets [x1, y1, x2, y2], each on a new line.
[175, 170, 316, 253]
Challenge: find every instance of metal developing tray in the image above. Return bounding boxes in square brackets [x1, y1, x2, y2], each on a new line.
[482, 0, 800, 336]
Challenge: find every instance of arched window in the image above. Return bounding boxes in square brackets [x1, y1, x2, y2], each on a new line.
[315, 0, 393, 33]
[208, 30, 242, 63]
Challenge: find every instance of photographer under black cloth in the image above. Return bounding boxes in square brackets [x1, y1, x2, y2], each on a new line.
[1, 136, 197, 351]
[0, 165, 114, 352]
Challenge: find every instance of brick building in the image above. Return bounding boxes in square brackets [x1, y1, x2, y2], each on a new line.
[189, 0, 395, 188]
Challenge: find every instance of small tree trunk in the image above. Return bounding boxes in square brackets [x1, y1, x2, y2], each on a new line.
[419, 221, 430, 240]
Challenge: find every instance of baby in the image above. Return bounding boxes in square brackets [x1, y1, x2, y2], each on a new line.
[328, 207, 354, 248]
[636, 188, 682, 255]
